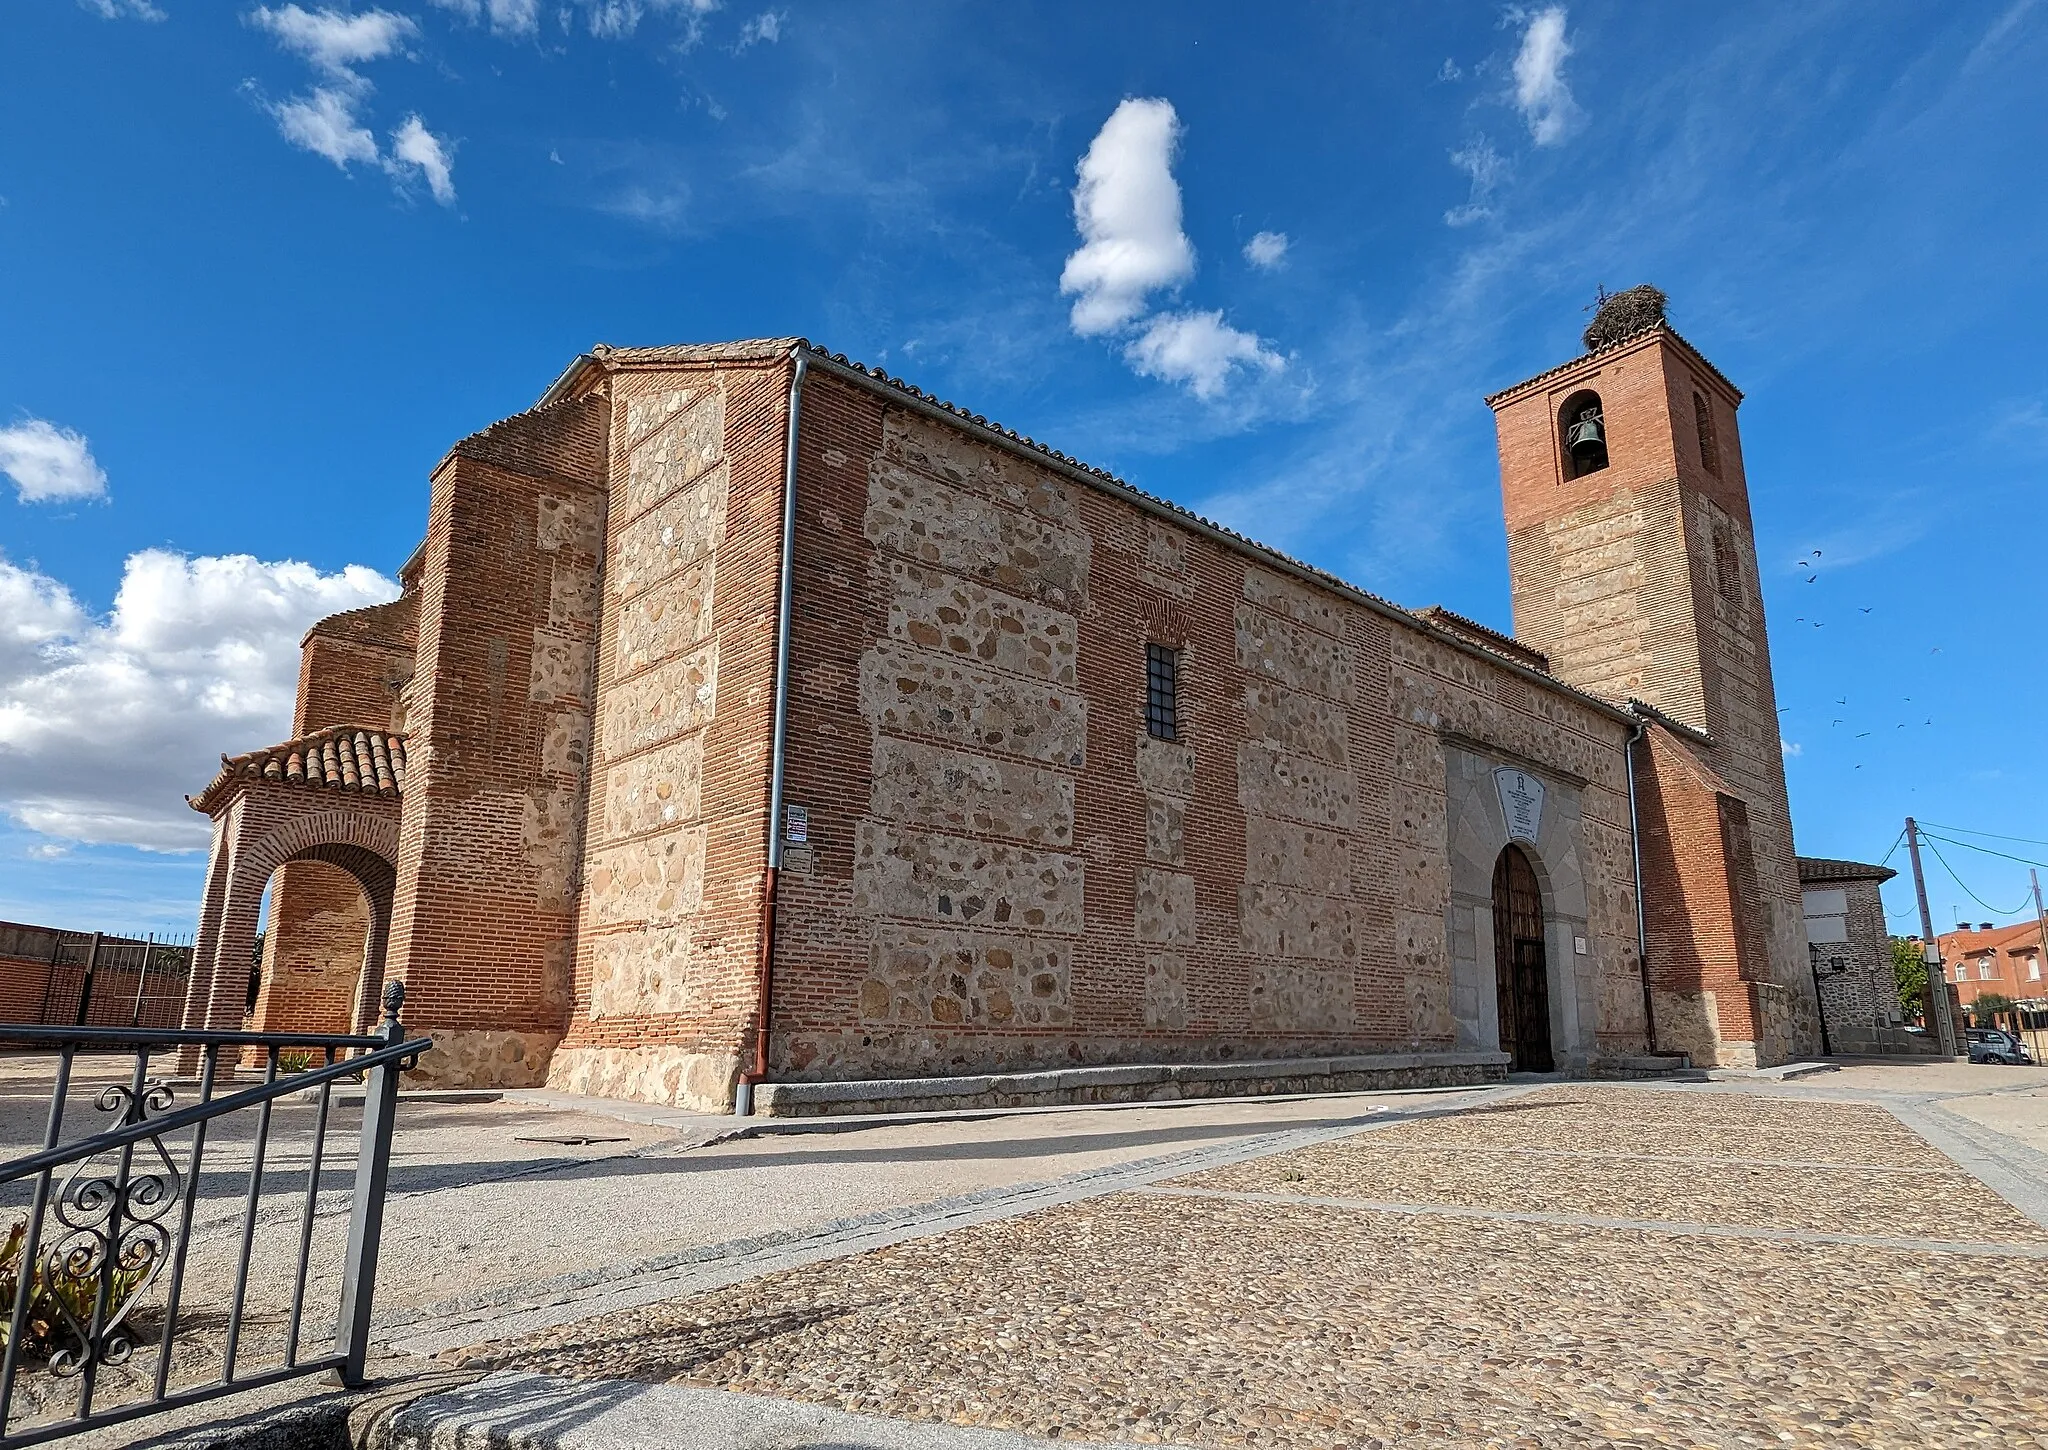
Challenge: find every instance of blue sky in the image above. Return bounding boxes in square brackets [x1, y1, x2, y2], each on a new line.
[1, 0, 2045, 940]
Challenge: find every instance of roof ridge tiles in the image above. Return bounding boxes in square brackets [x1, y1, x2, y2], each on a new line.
[191, 724, 408, 814]
[1483, 322, 1744, 407]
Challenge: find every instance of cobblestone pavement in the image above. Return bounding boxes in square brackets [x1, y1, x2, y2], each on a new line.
[455, 1084, 2048, 1449]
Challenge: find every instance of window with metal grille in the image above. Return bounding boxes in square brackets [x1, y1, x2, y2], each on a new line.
[1145, 643, 1180, 741]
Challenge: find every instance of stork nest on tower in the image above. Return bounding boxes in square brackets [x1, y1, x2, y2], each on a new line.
[1581, 285, 1668, 351]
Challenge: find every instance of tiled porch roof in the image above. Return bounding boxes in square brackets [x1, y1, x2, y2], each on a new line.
[189, 725, 407, 814]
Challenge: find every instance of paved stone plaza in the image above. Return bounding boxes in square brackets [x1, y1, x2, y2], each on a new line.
[445, 1079, 2048, 1450]
[6, 1061, 2047, 1447]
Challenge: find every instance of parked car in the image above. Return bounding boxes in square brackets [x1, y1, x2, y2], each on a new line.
[1967, 1028, 2035, 1065]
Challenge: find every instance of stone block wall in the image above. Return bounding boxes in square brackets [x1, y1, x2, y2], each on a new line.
[384, 398, 608, 1087]
[763, 373, 1646, 1084]
[545, 355, 793, 1110]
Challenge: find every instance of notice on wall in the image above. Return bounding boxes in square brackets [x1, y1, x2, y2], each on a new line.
[785, 804, 809, 844]
[1494, 767, 1546, 843]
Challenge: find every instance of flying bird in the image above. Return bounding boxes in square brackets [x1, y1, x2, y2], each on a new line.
[1859, 607, 1873, 613]
[1855, 732, 1870, 738]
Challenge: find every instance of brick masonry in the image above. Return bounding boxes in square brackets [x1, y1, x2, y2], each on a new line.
[223, 318, 1816, 1102]
[1491, 325, 1815, 1066]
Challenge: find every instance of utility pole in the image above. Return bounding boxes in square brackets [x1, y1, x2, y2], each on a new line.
[1905, 818, 1959, 1056]
[2031, 870, 2048, 1057]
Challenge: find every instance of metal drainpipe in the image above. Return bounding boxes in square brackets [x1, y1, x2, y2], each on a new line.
[734, 347, 808, 1118]
[1624, 716, 1659, 1056]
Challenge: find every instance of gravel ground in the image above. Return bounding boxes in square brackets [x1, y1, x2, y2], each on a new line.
[1171, 1088, 2048, 1243]
[0, 1058, 1446, 1439]
[450, 1084, 2048, 1449]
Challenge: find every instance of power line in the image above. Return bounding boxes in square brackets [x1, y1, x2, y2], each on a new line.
[1919, 830, 2048, 872]
[1876, 825, 1907, 867]
[1921, 821, 2048, 850]
[1918, 835, 2035, 917]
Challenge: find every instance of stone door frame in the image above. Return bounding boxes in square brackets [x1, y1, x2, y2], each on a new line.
[1443, 742, 1598, 1074]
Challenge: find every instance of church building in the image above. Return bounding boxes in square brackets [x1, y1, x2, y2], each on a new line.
[180, 289, 1820, 1112]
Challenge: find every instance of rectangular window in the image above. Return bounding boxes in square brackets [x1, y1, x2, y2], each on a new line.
[1145, 643, 1180, 742]
[1980, 959, 1997, 980]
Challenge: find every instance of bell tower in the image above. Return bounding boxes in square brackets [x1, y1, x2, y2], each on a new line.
[1486, 288, 1815, 1068]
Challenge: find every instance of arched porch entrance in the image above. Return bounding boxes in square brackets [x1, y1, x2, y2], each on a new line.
[181, 727, 407, 1051]
[1492, 843, 1554, 1072]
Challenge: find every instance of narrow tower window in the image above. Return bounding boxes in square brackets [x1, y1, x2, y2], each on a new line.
[1559, 390, 1608, 479]
[1694, 391, 1721, 477]
[1145, 643, 1180, 741]
[1713, 522, 1742, 606]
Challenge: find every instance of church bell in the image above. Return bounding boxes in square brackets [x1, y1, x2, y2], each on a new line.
[1565, 406, 1607, 473]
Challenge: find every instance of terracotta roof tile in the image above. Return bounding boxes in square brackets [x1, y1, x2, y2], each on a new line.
[189, 725, 407, 814]
[1796, 856, 1897, 885]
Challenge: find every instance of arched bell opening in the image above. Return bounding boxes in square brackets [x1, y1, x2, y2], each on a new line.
[1559, 389, 1608, 479]
[1491, 843, 1555, 1072]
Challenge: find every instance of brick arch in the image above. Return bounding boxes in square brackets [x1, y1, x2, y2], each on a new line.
[251, 818, 401, 1039]
[182, 797, 405, 1044]
[239, 809, 400, 888]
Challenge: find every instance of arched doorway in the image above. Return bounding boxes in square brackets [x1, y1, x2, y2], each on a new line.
[249, 842, 398, 1040]
[1492, 844, 1554, 1072]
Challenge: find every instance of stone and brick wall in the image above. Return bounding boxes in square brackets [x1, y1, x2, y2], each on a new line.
[759, 369, 1646, 1089]
[545, 350, 793, 1109]
[383, 398, 608, 1086]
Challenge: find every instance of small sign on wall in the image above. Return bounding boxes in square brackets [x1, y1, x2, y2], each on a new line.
[785, 804, 809, 844]
[1494, 767, 1546, 843]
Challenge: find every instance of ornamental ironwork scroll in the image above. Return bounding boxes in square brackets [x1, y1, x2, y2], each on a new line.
[37, 1080, 180, 1379]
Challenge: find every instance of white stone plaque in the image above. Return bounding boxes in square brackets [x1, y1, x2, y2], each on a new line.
[1494, 767, 1546, 843]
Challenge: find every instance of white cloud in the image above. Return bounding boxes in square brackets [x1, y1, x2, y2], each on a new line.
[0, 419, 110, 504]
[1444, 136, 1507, 226]
[428, 0, 540, 35]
[1782, 739, 1803, 758]
[267, 85, 381, 169]
[567, 0, 717, 41]
[387, 115, 457, 204]
[247, 5, 418, 75]
[734, 9, 782, 49]
[0, 551, 398, 850]
[1124, 311, 1284, 401]
[1512, 6, 1580, 146]
[78, 0, 166, 18]
[1243, 231, 1288, 269]
[1059, 98, 1196, 336]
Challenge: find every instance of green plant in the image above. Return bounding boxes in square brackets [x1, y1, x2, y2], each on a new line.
[0, 1216, 150, 1360]
[1891, 937, 1929, 1017]
[1972, 992, 2016, 1024]
[277, 1049, 318, 1074]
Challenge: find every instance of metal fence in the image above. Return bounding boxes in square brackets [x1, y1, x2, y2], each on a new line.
[0, 983, 428, 1447]
[0, 929, 197, 1035]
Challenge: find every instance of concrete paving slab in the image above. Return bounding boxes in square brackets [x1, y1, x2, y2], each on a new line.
[382, 1371, 1114, 1449]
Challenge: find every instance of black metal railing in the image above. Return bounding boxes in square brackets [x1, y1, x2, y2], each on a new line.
[0, 982, 428, 1447]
